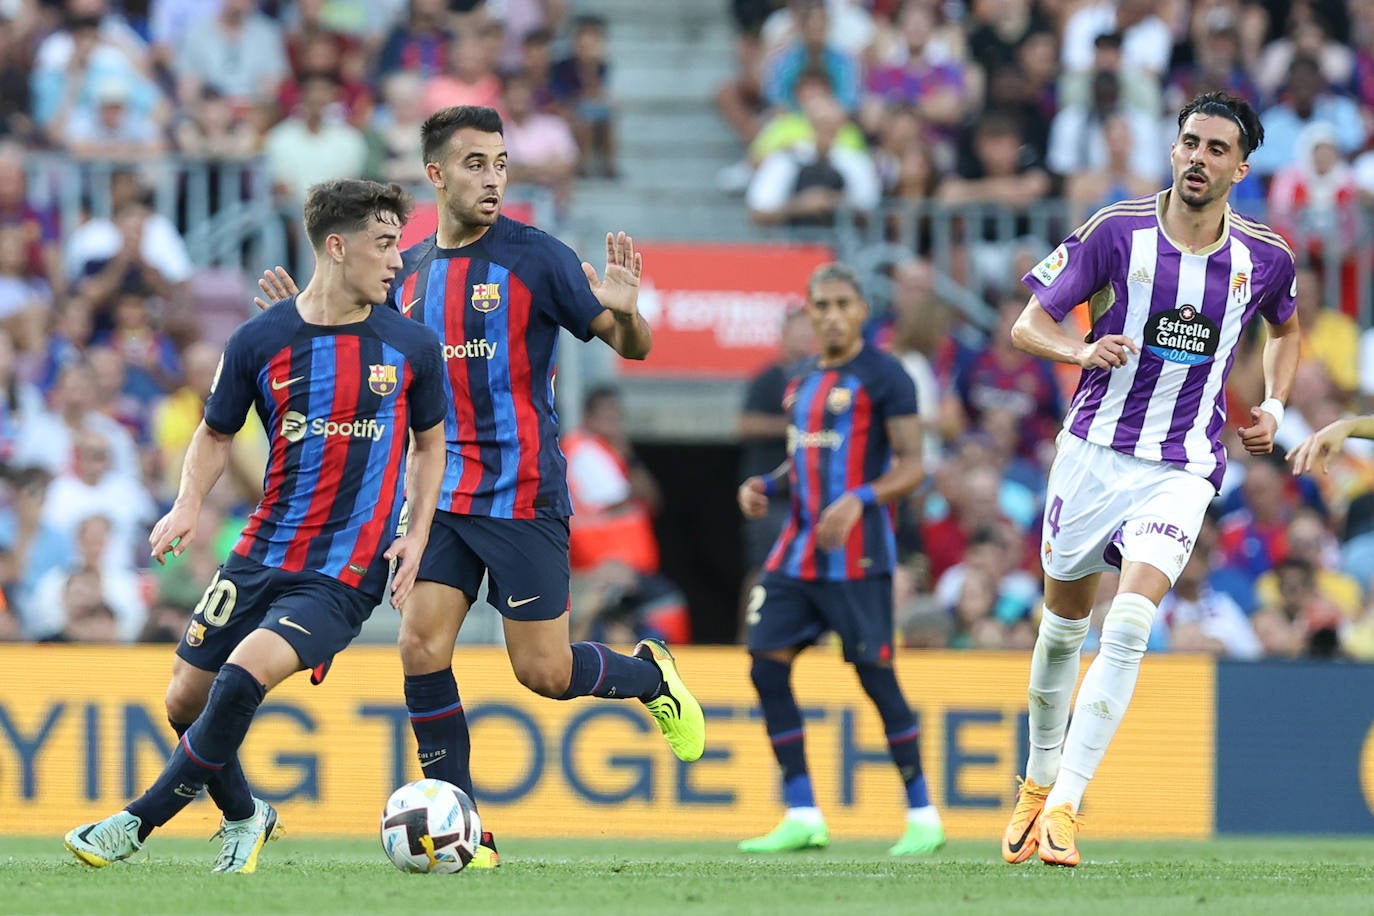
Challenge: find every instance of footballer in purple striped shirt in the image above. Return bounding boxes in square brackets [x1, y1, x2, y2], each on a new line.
[1000, 91, 1301, 867]
[736, 263, 943, 855]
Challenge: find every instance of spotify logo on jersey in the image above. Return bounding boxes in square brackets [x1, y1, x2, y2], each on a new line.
[1144, 305, 1220, 366]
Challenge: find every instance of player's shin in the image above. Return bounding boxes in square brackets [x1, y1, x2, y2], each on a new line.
[168, 720, 255, 821]
[1025, 608, 1091, 786]
[558, 641, 661, 700]
[404, 668, 476, 802]
[1046, 593, 1156, 811]
[128, 665, 265, 838]
[751, 656, 814, 809]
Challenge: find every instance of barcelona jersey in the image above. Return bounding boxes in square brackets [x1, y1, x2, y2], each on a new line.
[204, 299, 446, 599]
[766, 345, 918, 581]
[389, 216, 606, 519]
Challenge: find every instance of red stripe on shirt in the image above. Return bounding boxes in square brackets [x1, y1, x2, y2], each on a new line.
[844, 385, 873, 579]
[444, 259, 479, 514]
[504, 275, 540, 519]
[798, 370, 837, 579]
[236, 347, 294, 557]
[344, 362, 411, 587]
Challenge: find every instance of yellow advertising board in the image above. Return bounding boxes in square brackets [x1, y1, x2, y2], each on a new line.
[0, 646, 1213, 841]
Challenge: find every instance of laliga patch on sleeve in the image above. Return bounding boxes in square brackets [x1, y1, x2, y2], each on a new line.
[1033, 244, 1069, 286]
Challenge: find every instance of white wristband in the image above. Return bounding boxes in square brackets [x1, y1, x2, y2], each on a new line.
[1259, 397, 1285, 428]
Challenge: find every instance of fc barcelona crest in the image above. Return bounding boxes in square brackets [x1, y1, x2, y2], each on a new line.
[826, 386, 852, 414]
[369, 364, 398, 396]
[471, 282, 502, 312]
[185, 621, 206, 647]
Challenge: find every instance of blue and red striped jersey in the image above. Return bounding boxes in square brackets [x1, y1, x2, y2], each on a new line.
[204, 300, 446, 599]
[388, 216, 606, 519]
[765, 345, 919, 581]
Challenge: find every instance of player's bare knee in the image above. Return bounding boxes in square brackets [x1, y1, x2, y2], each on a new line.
[164, 676, 206, 723]
[396, 627, 453, 674]
[511, 651, 570, 698]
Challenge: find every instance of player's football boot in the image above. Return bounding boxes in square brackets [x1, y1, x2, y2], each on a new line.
[469, 831, 501, 869]
[1037, 802, 1082, 867]
[211, 797, 282, 874]
[889, 815, 946, 856]
[65, 810, 143, 867]
[738, 814, 830, 853]
[1001, 776, 1051, 863]
[635, 638, 706, 762]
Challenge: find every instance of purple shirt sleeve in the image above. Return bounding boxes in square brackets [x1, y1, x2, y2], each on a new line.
[1257, 249, 1297, 326]
[1022, 216, 1114, 321]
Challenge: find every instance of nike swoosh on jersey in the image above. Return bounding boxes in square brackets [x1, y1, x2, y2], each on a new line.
[506, 595, 541, 608]
[278, 616, 312, 636]
[401, 297, 421, 315]
[271, 375, 304, 391]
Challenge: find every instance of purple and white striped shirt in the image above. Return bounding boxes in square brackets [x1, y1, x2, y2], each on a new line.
[1024, 192, 1297, 491]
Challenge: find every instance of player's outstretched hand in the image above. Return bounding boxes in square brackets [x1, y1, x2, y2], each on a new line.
[582, 231, 642, 316]
[738, 477, 770, 519]
[816, 492, 864, 551]
[1076, 334, 1139, 370]
[385, 535, 423, 611]
[149, 503, 198, 565]
[253, 266, 300, 310]
[1238, 405, 1278, 456]
[1288, 418, 1353, 475]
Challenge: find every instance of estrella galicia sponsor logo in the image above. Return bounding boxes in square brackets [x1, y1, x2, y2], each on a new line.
[1144, 304, 1219, 365]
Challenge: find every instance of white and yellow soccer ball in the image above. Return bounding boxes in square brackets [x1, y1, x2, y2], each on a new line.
[380, 778, 482, 874]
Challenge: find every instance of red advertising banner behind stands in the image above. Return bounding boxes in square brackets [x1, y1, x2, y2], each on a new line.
[622, 243, 834, 377]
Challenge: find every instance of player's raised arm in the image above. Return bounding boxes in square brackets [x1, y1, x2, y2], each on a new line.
[1011, 295, 1138, 369]
[1239, 311, 1300, 456]
[587, 231, 653, 359]
[149, 420, 233, 564]
[252, 266, 300, 310]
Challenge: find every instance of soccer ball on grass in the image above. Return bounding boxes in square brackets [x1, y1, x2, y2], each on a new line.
[380, 778, 481, 874]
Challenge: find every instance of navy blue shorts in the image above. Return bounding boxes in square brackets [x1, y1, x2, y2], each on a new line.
[175, 555, 377, 673]
[416, 511, 570, 621]
[746, 571, 894, 664]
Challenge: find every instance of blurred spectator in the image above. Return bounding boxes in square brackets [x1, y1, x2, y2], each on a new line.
[1218, 452, 1304, 577]
[1061, 31, 1160, 117]
[715, 0, 783, 146]
[517, 26, 557, 111]
[4, 465, 69, 604]
[0, 142, 65, 299]
[1059, 0, 1171, 80]
[373, 0, 454, 84]
[38, 427, 155, 565]
[143, 494, 227, 641]
[25, 513, 147, 641]
[737, 307, 814, 580]
[921, 463, 1014, 581]
[953, 296, 1062, 465]
[152, 340, 265, 506]
[422, 29, 502, 114]
[172, 86, 258, 158]
[858, 2, 966, 143]
[746, 95, 879, 227]
[874, 107, 939, 207]
[0, 328, 40, 464]
[366, 72, 429, 184]
[552, 14, 617, 178]
[935, 525, 1039, 632]
[37, 298, 92, 393]
[565, 386, 690, 644]
[1157, 530, 1263, 658]
[1254, 11, 1354, 102]
[1251, 556, 1346, 658]
[1165, 23, 1259, 111]
[0, 12, 36, 143]
[32, 567, 119, 643]
[1064, 112, 1160, 224]
[491, 0, 567, 73]
[64, 176, 194, 310]
[87, 344, 152, 447]
[58, 76, 167, 159]
[1046, 70, 1163, 184]
[0, 224, 53, 352]
[965, 0, 1051, 79]
[1285, 266, 1358, 400]
[1249, 56, 1365, 179]
[872, 259, 956, 460]
[976, 28, 1058, 167]
[1253, 508, 1363, 619]
[500, 70, 578, 210]
[15, 360, 139, 479]
[262, 73, 368, 204]
[760, 0, 874, 60]
[150, 0, 226, 76]
[760, 1, 860, 114]
[278, 26, 373, 128]
[174, 0, 289, 111]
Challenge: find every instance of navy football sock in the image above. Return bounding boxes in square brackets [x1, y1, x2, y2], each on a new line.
[128, 665, 264, 840]
[168, 719, 254, 822]
[751, 655, 812, 805]
[558, 642, 661, 700]
[405, 668, 475, 804]
[856, 664, 928, 807]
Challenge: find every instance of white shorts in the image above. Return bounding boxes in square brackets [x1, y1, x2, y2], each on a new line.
[1040, 433, 1214, 586]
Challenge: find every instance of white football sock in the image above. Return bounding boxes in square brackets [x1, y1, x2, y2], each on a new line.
[1046, 592, 1157, 811]
[785, 806, 825, 826]
[1024, 607, 1091, 786]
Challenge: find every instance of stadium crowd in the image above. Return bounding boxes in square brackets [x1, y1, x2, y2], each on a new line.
[1, 0, 1374, 661]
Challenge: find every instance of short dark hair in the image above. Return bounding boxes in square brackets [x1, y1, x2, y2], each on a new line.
[573, 13, 607, 32]
[583, 384, 621, 416]
[808, 261, 864, 299]
[302, 179, 412, 250]
[1176, 90, 1264, 159]
[420, 106, 504, 165]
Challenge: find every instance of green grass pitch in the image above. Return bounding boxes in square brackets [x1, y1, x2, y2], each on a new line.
[6, 836, 1373, 915]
